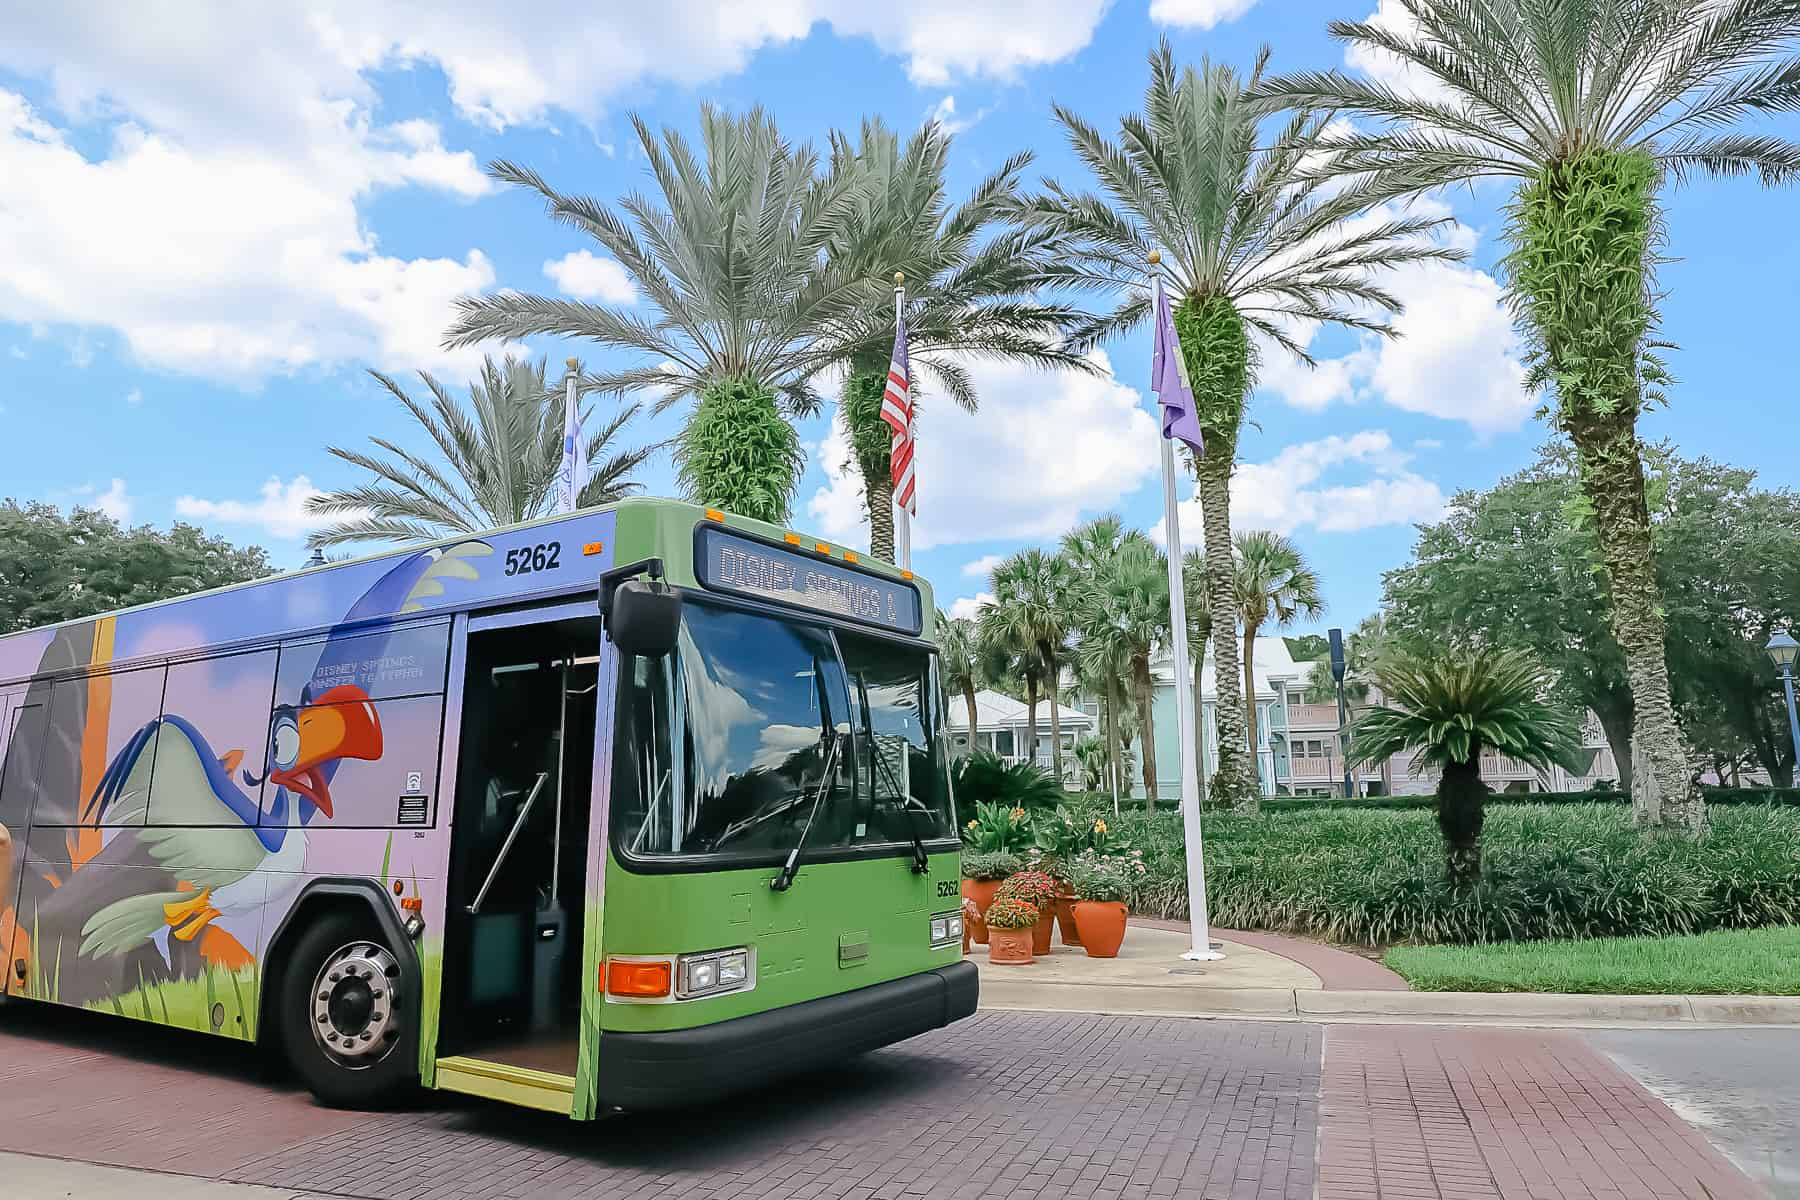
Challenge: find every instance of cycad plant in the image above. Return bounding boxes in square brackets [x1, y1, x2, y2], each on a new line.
[306, 356, 652, 549]
[1017, 41, 1460, 811]
[1347, 649, 1583, 885]
[1234, 530, 1325, 799]
[1255, 1, 1800, 833]
[444, 106, 863, 520]
[822, 119, 1090, 560]
[980, 549, 1075, 783]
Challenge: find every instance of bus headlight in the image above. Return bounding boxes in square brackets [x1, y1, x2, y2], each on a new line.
[677, 947, 753, 999]
[929, 910, 963, 948]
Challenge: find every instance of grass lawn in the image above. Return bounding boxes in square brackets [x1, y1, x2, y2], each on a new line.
[1385, 925, 1800, 994]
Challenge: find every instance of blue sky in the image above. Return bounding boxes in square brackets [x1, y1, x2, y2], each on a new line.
[3, 2, 1796, 640]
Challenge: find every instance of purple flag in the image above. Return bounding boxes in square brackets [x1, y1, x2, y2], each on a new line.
[1152, 277, 1205, 455]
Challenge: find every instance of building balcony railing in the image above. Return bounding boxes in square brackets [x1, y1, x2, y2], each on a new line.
[1285, 702, 1343, 730]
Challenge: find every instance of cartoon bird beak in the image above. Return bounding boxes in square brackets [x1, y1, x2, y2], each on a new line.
[278, 687, 384, 821]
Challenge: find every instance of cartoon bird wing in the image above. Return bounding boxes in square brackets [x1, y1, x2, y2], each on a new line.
[129, 722, 270, 886]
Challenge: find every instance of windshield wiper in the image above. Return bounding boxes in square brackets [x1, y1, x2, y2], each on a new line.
[869, 747, 931, 875]
[770, 730, 841, 893]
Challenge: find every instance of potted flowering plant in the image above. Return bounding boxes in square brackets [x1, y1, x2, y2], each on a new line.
[1065, 851, 1143, 958]
[982, 897, 1039, 965]
[1032, 805, 1108, 946]
[995, 868, 1060, 955]
[959, 851, 1020, 945]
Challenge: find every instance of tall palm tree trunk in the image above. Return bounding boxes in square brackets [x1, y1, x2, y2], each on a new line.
[1045, 653, 1065, 785]
[864, 468, 897, 564]
[1106, 676, 1124, 805]
[1133, 653, 1158, 808]
[1199, 450, 1256, 813]
[1437, 756, 1488, 886]
[1568, 412, 1701, 831]
[1241, 620, 1262, 789]
[1510, 150, 1701, 833]
[1025, 676, 1039, 767]
[962, 683, 979, 761]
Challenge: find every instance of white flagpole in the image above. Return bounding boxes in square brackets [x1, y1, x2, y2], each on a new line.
[1153, 261, 1222, 963]
[559, 356, 583, 514]
[893, 273, 912, 571]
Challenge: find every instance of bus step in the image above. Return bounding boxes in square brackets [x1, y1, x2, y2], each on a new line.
[434, 1055, 575, 1114]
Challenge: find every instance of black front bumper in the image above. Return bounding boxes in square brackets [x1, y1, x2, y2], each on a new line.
[592, 960, 978, 1111]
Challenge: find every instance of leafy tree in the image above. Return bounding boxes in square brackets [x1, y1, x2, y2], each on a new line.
[1285, 634, 1329, 663]
[445, 107, 863, 522]
[0, 502, 272, 633]
[1258, 1, 1800, 832]
[821, 118, 1089, 561]
[1070, 532, 1170, 808]
[672, 376, 804, 524]
[1017, 42, 1459, 811]
[980, 549, 1075, 782]
[308, 356, 652, 548]
[936, 612, 983, 758]
[1062, 515, 1134, 800]
[1233, 530, 1324, 798]
[1348, 649, 1583, 885]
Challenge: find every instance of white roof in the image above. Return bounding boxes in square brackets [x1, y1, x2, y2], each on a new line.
[947, 689, 1093, 732]
[1150, 634, 1309, 699]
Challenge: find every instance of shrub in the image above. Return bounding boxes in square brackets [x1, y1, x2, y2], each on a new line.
[961, 799, 1034, 854]
[954, 752, 1065, 816]
[960, 851, 1021, 882]
[997, 869, 1060, 909]
[1066, 850, 1145, 904]
[983, 898, 1039, 931]
[1113, 802, 1800, 945]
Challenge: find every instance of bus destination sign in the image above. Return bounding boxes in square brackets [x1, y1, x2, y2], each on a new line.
[696, 527, 922, 634]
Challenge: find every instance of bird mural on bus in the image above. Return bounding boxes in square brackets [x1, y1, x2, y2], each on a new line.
[0, 540, 491, 1022]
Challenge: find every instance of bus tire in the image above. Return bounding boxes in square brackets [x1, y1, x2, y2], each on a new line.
[279, 909, 416, 1109]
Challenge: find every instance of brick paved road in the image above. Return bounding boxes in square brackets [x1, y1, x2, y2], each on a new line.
[0, 1004, 1319, 1200]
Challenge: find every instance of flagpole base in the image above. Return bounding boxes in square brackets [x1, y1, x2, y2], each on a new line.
[1181, 948, 1226, 962]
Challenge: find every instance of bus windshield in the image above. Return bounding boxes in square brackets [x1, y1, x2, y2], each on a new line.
[612, 602, 956, 864]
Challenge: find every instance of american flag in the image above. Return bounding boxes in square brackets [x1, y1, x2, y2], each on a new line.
[880, 301, 916, 514]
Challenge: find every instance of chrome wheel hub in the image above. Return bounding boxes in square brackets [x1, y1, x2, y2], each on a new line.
[310, 942, 401, 1067]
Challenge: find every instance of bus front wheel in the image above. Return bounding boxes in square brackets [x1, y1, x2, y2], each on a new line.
[279, 910, 416, 1108]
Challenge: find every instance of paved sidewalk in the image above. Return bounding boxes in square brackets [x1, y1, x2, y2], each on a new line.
[1317, 1025, 1762, 1200]
[0, 1152, 327, 1199]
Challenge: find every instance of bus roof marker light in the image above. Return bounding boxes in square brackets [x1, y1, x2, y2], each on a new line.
[704, 509, 725, 522]
[901, 569, 914, 580]
[605, 959, 673, 998]
[783, 532, 802, 545]
[814, 542, 831, 555]
[582, 541, 605, 556]
[844, 551, 858, 564]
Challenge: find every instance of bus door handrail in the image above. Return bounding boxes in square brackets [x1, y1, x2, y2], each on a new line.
[467, 771, 551, 915]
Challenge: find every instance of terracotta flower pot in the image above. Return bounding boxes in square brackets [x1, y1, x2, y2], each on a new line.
[1053, 894, 1082, 947]
[962, 878, 1002, 945]
[1030, 907, 1055, 956]
[987, 926, 1034, 965]
[1073, 900, 1128, 958]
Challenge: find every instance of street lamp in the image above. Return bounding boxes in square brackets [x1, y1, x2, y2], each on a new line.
[1329, 628, 1353, 799]
[1767, 629, 1800, 774]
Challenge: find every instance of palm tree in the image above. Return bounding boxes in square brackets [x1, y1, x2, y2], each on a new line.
[443, 106, 863, 520]
[306, 356, 652, 549]
[1347, 649, 1583, 885]
[1071, 534, 1170, 808]
[1182, 548, 1212, 805]
[1253, 3, 1800, 834]
[937, 612, 983, 758]
[1016, 41, 1460, 812]
[821, 119, 1091, 561]
[1233, 530, 1325, 806]
[980, 550, 1075, 782]
[1063, 515, 1133, 800]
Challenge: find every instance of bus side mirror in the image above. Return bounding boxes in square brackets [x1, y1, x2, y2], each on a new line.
[607, 579, 682, 657]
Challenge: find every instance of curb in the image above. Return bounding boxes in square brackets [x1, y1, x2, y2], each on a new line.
[976, 981, 1800, 1027]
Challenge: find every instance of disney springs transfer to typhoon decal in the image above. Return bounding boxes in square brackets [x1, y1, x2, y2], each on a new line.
[701, 533, 921, 633]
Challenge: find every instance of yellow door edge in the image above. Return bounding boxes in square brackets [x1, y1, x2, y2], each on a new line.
[434, 1056, 575, 1115]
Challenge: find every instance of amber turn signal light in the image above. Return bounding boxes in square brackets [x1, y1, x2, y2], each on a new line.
[605, 959, 672, 998]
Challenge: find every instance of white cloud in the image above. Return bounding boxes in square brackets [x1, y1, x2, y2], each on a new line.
[6, 345, 23, 359]
[75, 478, 133, 522]
[1162, 431, 1446, 544]
[807, 349, 1161, 552]
[175, 474, 334, 540]
[949, 592, 995, 621]
[1149, 0, 1259, 29]
[125, 387, 142, 407]
[1343, 0, 1457, 105]
[543, 250, 638, 304]
[962, 554, 1004, 579]
[1256, 201, 1530, 435]
[930, 95, 985, 136]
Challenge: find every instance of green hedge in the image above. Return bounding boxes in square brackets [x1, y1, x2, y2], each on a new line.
[1111, 802, 1800, 945]
[1107, 785, 1800, 814]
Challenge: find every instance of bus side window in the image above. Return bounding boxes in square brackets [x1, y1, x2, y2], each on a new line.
[44, 666, 168, 828]
[0, 702, 43, 832]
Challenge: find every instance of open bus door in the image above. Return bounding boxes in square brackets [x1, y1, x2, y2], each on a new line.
[433, 600, 606, 1114]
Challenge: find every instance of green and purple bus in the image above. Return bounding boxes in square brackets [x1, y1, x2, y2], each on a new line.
[0, 498, 974, 1116]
